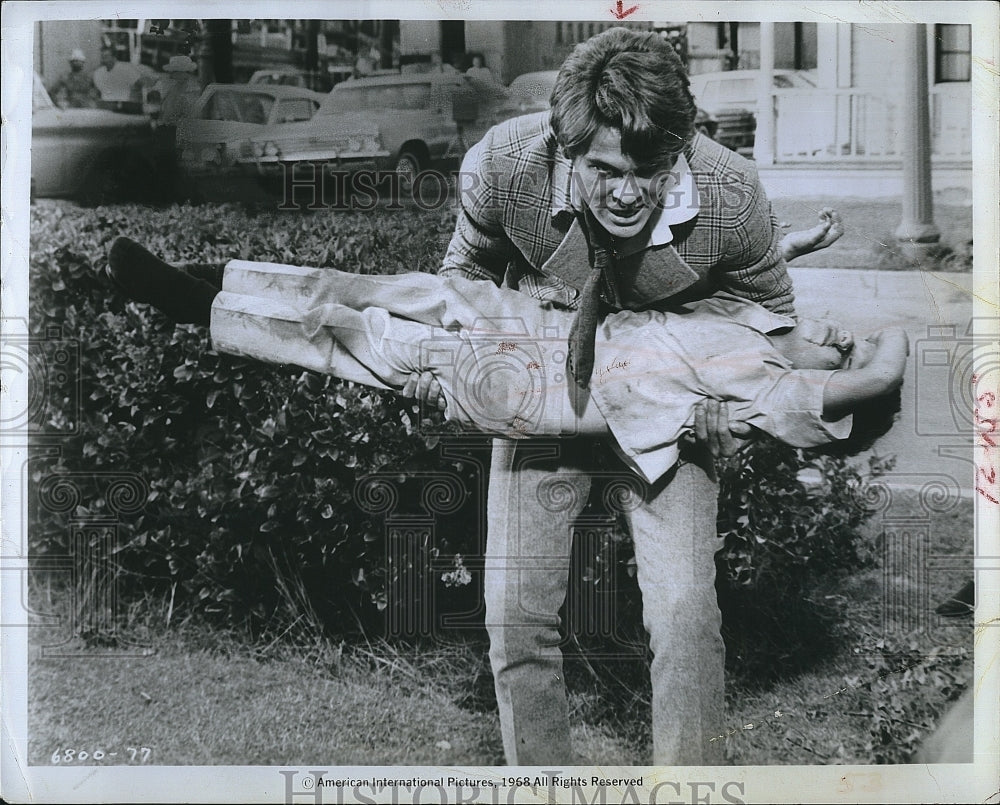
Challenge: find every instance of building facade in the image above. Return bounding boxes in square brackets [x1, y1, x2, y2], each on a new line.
[34, 17, 972, 196]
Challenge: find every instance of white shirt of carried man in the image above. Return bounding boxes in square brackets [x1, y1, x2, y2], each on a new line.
[566, 155, 848, 484]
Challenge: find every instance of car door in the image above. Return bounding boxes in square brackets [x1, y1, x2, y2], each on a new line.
[366, 82, 439, 161]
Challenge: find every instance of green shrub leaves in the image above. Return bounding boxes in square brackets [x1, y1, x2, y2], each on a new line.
[30, 201, 883, 660]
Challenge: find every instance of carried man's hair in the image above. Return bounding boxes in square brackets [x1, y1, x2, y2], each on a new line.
[549, 27, 697, 167]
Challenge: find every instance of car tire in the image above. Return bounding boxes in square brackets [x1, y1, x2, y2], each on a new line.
[392, 149, 422, 189]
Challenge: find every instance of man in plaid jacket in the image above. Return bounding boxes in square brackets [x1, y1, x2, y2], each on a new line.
[424, 28, 795, 765]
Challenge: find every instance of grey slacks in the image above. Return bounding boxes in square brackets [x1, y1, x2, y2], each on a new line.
[486, 438, 726, 765]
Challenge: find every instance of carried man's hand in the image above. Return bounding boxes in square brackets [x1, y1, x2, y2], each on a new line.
[691, 399, 752, 459]
[401, 370, 447, 412]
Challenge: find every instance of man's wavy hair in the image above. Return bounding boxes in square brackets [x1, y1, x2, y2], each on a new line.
[549, 27, 697, 166]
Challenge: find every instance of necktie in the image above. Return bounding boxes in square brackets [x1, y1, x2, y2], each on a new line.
[567, 211, 613, 388]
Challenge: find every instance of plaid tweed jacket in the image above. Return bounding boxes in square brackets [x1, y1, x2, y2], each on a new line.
[440, 111, 795, 317]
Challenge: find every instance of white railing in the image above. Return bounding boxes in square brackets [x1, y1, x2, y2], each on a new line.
[767, 86, 970, 163]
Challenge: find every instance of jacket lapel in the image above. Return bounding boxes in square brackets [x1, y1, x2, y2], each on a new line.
[538, 216, 595, 293]
[494, 133, 707, 308]
[615, 244, 703, 310]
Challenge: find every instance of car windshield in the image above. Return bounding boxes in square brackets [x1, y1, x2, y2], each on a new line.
[255, 72, 305, 87]
[320, 86, 366, 114]
[717, 78, 755, 103]
[510, 73, 557, 101]
[693, 70, 819, 106]
[320, 82, 432, 115]
[202, 90, 276, 124]
[33, 73, 55, 112]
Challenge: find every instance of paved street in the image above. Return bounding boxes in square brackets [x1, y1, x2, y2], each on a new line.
[789, 267, 983, 501]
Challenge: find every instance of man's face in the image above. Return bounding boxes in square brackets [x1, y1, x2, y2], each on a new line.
[781, 319, 877, 370]
[100, 50, 116, 69]
[572, 126, 676, 240]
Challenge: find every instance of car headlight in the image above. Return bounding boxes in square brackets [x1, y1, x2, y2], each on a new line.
[262, 141, 279, 158]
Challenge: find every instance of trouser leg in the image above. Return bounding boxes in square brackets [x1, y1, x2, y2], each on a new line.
[210, 289, 599, 437]
[627, 450, 726, 765]
[485, 438, 593, 764]
[221, 260, 556, 333]
[210, 291, 422, 389]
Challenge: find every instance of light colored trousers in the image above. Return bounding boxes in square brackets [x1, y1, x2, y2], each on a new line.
[211, 261, 603, 436]
[210, 260, 727, 765]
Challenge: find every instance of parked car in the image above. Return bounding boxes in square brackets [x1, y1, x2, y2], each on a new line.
[176, 83, 325, 175]
[246, 71, 507, 183]
[494, 69, 718, 140]
[249, 65, 354, 94]
[491, 70, 556, 121]
[687, 69, 817, 155]
[30, 73, 156, 204]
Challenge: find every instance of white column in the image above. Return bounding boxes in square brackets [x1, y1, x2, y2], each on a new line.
[816, 23, 838, 88]
[894, 23, 940, 253]
[753, 22, 775, 165]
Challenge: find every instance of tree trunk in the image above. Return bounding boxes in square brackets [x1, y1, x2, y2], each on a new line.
[199, 19, 233, 86]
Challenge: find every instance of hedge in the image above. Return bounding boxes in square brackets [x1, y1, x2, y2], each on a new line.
[28, 200, 885, 669]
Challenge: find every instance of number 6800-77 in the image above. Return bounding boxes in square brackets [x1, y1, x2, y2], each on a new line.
[50, 747, 151, 763]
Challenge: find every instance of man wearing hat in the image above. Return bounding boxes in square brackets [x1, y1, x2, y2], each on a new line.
[49, 49, 98, 108]
[154, 54, 201, 125]
[145, 54, 203, 202]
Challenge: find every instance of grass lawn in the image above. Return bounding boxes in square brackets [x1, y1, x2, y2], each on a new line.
[715, 494, 974, 765]
[27, 494, 972, 768]
[27, 620, 505, 767]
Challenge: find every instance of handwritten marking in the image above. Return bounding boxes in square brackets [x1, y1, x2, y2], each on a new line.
[974, 373, 999, 504]
[495, 341, 516, 355]
[526, 361, 542, 370]
[596, 357, 631, 384]
[610, 0, 639, 20]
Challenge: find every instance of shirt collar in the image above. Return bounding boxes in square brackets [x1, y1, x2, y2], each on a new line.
[552, 153, 701, 256]
[550, 150, 574, 218]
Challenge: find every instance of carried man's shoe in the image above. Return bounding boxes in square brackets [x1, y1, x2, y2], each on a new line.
[107, 237, 219, 325]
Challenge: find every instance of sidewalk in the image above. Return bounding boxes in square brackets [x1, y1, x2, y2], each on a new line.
[758, 164, 972, 203]
[788, 267, 980, 501]
[770, 197, 973, 270]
